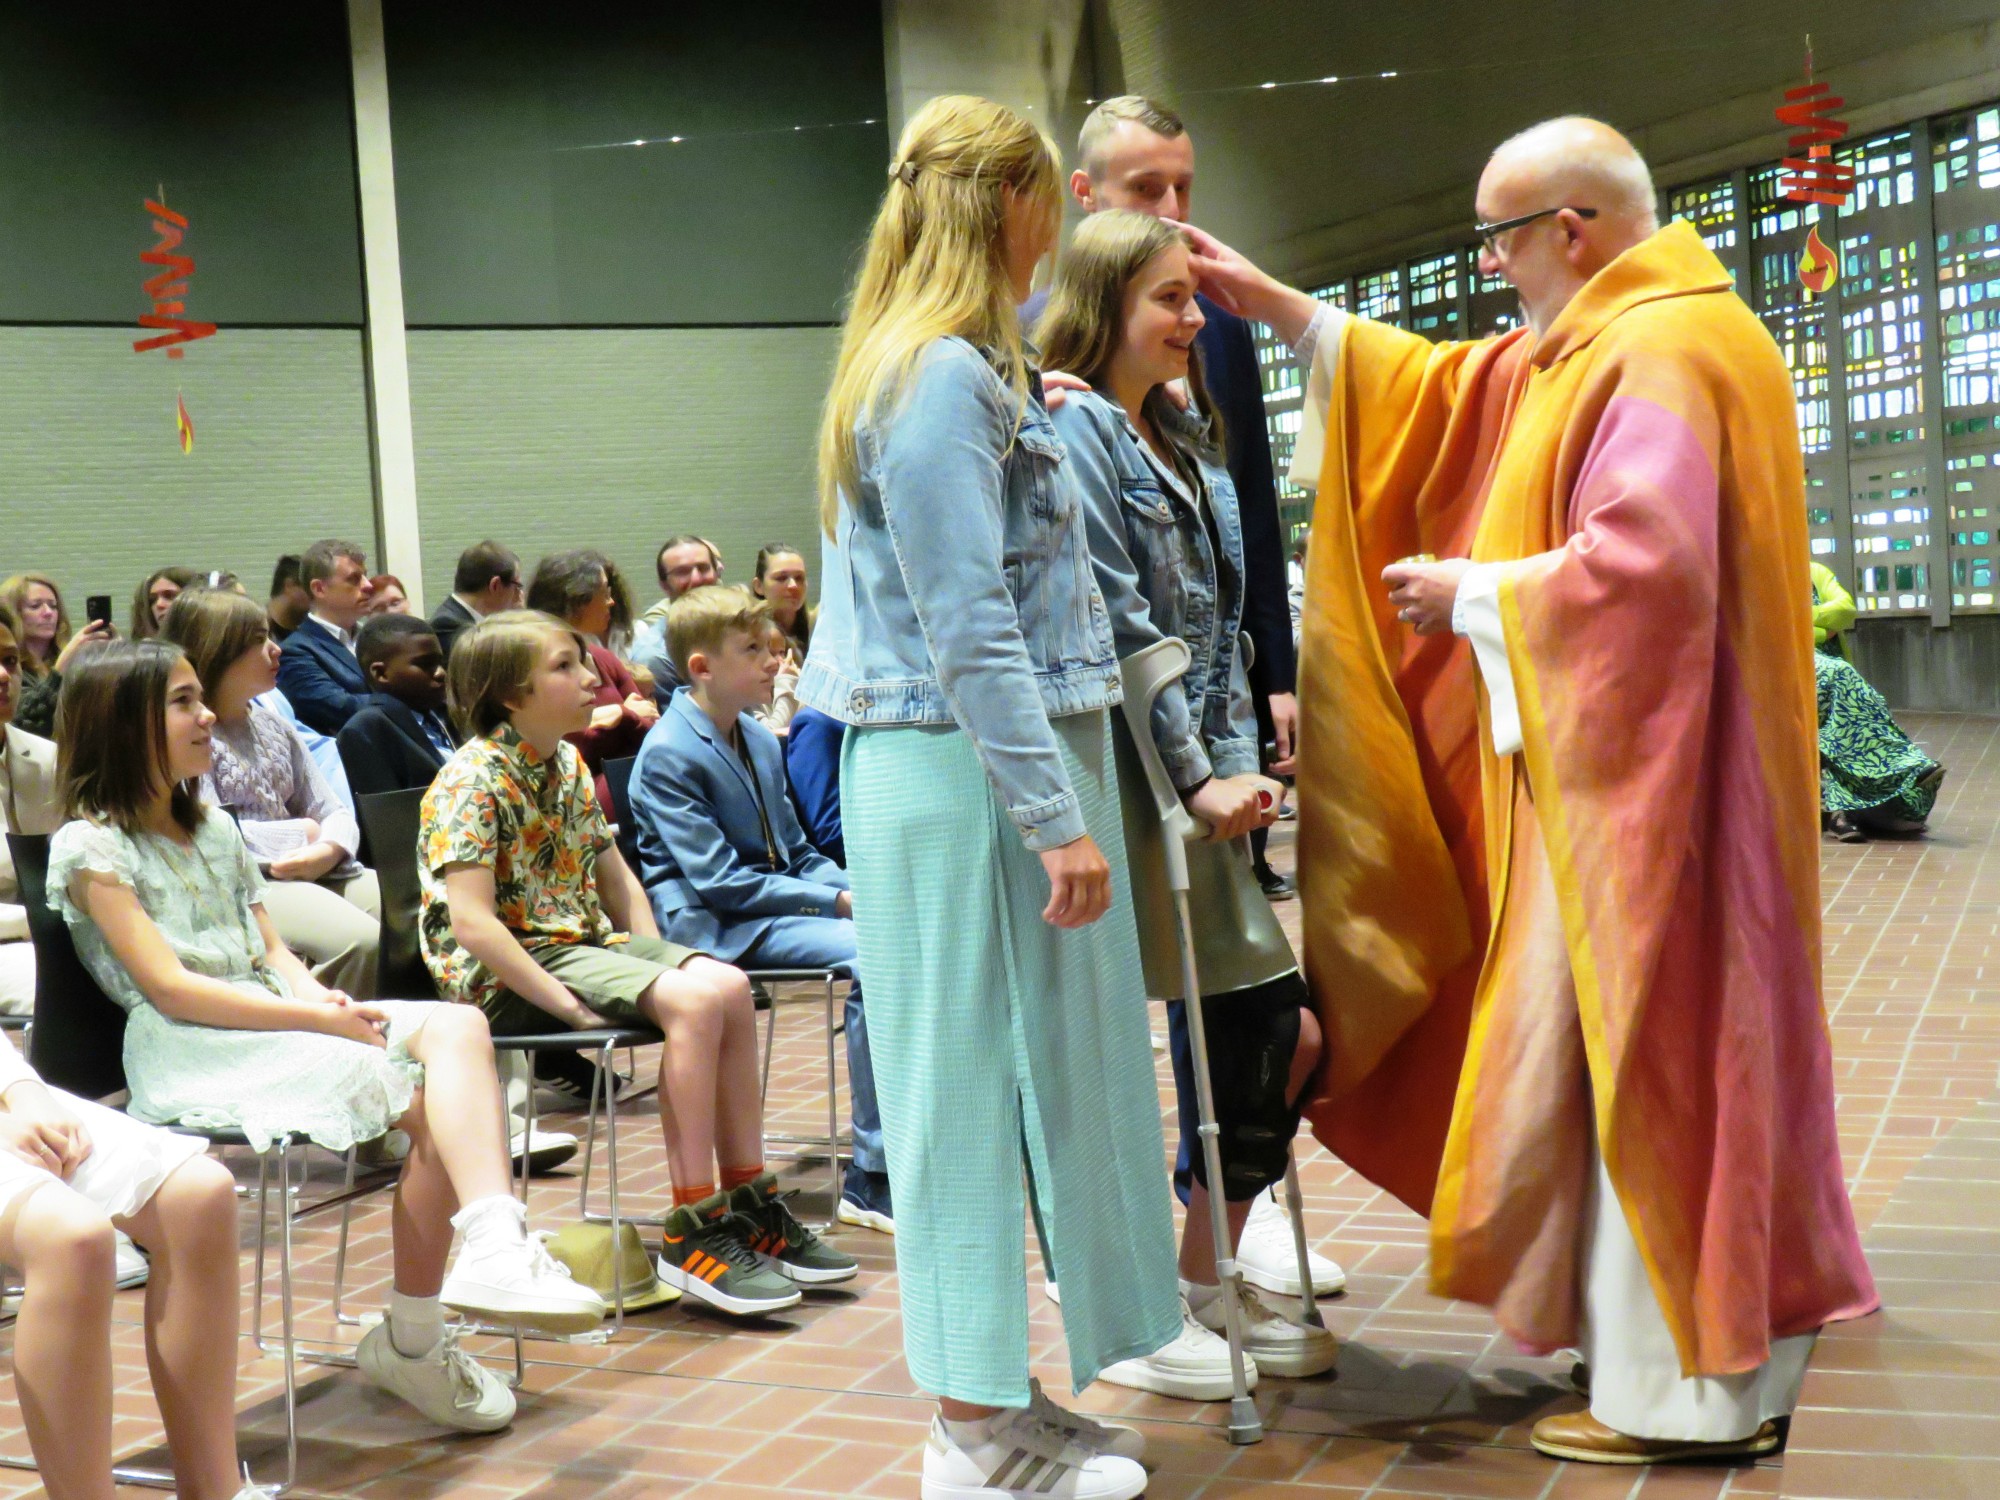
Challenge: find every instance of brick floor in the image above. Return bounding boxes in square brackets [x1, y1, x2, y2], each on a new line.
[0, 711, 1991, 1497]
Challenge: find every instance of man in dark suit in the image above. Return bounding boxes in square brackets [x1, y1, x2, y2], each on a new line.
[1027, 96, 1299, 897]
[431, 540, 523, 660]
[275, 538, 376, 735]
[337, 614, 458, 800]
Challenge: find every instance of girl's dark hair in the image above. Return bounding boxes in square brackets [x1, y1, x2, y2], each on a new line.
[57, 641, 206, 835]
[752, 543, 812, 656]
[526, 548, 633, 643]
[130, 566, 199, 641]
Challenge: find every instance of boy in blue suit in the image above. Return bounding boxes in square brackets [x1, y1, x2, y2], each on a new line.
[630, 588, 890, 1232]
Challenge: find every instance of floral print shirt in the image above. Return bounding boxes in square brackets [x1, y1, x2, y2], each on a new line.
[418, 725, 618, 1007]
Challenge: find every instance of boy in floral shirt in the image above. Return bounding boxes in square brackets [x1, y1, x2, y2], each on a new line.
[419, 611, 854, 1314]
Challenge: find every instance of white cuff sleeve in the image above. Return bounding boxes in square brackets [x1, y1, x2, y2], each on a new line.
[1453, 564, 1523, 757]
[1288, 305, 1347, 493]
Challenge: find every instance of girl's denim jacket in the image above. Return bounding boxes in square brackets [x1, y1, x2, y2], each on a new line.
[1051, 387, 1259, 791]
[798, 337, 1121, 852]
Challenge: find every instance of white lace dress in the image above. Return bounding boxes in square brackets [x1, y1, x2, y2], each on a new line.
[48, 814, 431, 1151]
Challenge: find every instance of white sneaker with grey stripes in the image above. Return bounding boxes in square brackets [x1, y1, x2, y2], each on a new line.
[921, 1409, 1147, 1500]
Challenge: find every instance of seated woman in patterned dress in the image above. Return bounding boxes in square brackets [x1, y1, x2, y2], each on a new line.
[1810, 561, 1945, 842]
[46, 641, 604, 1436]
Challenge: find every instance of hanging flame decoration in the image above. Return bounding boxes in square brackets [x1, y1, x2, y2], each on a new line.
[1774, 40, 1854, 207]
[175, 392, 195, 454]
[133, 197, 216, 358]
[1797, 224, 1837, 299]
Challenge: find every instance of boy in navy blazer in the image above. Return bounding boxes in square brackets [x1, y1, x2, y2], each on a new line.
[629, 588, 890, 1231]
[338, 615, 459, 800]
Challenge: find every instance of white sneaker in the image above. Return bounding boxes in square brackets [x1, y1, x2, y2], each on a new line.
[921, 1409, 1146, 1500]
[1238, 1190, 1346, 1297]
[1098, 1295, 1256, 1401]
[113, 1231, 149, 1289]
[1190, 1282, 1338, 1378]
[231, 1484, 282, 1500]
[356, 1322, 515, 1432]
[1044, 1280, 1060, 1305]
[441, 1228, 607, 1336]
[509, 1126, 580, 1174]
[1027, 1377, 1144, 1461]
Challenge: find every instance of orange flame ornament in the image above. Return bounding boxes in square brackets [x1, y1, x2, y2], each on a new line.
[175, 392, 194, 454]
[1797, 224, 1837, 299]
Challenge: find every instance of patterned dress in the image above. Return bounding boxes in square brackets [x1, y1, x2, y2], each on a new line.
[49, 814, 432, 1150]
[1815, 653, 1942, 822]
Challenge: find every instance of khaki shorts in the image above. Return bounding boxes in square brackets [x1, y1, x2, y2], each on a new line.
[480, 936, 701, 1036]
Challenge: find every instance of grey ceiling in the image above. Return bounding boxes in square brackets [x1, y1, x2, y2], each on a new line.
[1092, 0, 1998, 279]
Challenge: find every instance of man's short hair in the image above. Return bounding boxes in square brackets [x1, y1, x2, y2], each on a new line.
[300, 538, 366, 591]
[356, 612, 439, 674]
[453, 539, 519, 596]
[445, 609, 575, 739]
[269, 554, 302, 598]
[655, 533, 720, 589]
[1077, 95, 1186, 180]
[666, 585, 773, 679]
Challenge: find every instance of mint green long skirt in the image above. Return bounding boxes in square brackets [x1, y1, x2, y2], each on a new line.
[842, 710, 1181, 1405]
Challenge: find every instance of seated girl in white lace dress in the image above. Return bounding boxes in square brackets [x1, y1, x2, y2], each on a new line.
[46, 641, 604, 1436]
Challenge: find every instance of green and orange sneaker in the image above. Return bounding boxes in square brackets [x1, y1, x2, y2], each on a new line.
[727, 1172, 860, 1286]
[656, 1192, 802, 1316]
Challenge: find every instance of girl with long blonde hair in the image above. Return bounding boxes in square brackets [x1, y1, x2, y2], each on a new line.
[797, 96, 1177, 1500]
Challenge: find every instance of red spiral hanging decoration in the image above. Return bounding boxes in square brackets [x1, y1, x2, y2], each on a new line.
[1774, 41, 1854, 208]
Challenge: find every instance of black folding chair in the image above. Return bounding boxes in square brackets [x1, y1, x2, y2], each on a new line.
[601, 753, 641, 870]
[5, 831, 395, 1494]
[354, 788, 663, 1332]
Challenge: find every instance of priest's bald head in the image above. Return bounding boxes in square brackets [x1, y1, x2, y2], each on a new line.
[1475, 117, 1659, 336]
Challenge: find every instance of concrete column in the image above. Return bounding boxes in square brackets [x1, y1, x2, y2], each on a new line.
[881, 0, 1094, 153]
[346, 0, 425, 611]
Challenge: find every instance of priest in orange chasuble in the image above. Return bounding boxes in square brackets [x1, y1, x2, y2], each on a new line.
[1186, 117, 1877, 1464]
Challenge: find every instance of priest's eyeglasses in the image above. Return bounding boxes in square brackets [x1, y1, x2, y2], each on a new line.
[1474, 205, 1598, 250]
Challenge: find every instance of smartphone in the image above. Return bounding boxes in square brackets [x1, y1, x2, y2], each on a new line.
[86, 594, 113, 628]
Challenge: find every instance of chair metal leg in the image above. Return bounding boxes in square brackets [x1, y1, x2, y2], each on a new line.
[277, 1140, 300, 1491]
[760, 994, 779, 1105]
[330, 1145, 359, 1327]
[824, 973, 843, 1215]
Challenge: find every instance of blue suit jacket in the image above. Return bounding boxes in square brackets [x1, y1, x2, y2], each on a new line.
[275, 617, 372, 736]
[631, 690, 849, 961]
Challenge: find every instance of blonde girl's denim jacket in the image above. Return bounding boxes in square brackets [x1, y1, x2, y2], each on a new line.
[797, 336, 1121, 852]
[1051, 387, 1260, 791]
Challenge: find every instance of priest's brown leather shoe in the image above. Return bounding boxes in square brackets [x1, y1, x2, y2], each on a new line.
[1530, 1411, 1781, 1465]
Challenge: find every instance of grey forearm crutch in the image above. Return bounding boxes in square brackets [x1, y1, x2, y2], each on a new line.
[1118, 638, 1265, 1444]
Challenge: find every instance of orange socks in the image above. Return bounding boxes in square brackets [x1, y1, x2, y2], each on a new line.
[672, 1181, 715, 1208]
[673, 1165, 765, 1206]
[720, 1164, 765, 1192]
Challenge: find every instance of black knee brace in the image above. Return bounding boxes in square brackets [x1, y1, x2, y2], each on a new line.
[1188, 972, 1307, 1201]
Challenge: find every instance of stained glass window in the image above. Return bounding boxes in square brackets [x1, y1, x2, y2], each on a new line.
[1935, 106, 2000, 610]
[1406, 251, 1461, 338]
[1467, 253, 1522, 336]
[1354, 268, 1404, 327]
[1669, 177, 1740, 273]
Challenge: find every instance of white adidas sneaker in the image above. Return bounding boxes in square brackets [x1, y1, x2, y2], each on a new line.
[921, 1409, 1146, 1500]
[1026, 1377, 1145, 1461]
[1237, 1189, 1346, 1297]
